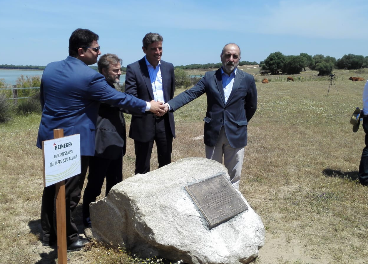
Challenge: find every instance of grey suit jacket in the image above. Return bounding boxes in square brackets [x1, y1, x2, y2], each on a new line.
[168, 68, 257, 148]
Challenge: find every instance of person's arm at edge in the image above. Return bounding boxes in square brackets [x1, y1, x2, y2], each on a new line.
[245, 77, 257, 122]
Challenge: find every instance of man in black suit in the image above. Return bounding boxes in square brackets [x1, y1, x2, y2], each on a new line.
[125, 33, 175, 174]
[166, 43, 257, 190]
[82, 53, 127, 228]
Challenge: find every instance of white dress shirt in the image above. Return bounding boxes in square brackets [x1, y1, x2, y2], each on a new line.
[145, 56, 165, 103]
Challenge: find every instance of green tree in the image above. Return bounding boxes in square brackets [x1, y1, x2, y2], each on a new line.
[299, 53, 314, 70]
[283, 55, 304, 74]
[363, 56, 368, 68]
[174, 68, 191, 88]
[336, 54, 364, 69]
[310, 54, 325, 70]
[262, 52, 286, 74]
[315, 61, 334, 76]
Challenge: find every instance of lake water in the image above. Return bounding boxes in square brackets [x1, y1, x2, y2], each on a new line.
[0, 69, 44, 86]
[0, 69, 126, 86]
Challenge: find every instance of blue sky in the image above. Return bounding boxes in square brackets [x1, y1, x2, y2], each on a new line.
[1, 0, 368, 67]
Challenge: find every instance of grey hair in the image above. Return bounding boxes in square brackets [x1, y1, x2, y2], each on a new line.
[98, 53, 122, 73]
[142, 33, 163, 49]
[221, 43, 241, 57]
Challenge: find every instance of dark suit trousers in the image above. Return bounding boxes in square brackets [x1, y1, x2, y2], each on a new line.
[41, 156, 89, 245]
[82, 155, 123, 220]
[134, 115, 173, 174]
[359, 116, 368, 185]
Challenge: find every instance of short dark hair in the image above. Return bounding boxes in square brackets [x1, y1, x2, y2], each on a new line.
[98, 54, 122, 73]
[69, 28, 99, 57]
[142, 33, 163, 49]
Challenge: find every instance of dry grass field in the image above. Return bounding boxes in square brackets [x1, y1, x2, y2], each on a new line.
[1, 68, 368, 264]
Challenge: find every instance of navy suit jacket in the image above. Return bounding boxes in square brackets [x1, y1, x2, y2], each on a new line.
[36, 56, 146, 156]
[125, 57, 175, 142]
[168, 68, 257, 149]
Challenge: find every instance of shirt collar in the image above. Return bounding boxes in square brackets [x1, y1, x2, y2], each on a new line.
[145, 56, 161, 68]
[221, 67, 237, 77]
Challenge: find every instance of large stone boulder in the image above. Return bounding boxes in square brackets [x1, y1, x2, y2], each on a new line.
[90, 157, 265, 264]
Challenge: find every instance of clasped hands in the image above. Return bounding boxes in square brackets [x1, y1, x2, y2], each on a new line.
[149, 100, 169, 117]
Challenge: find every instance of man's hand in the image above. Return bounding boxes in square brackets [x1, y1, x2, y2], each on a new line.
[149, 100, 166, 116]
[163, 103, 169, 113]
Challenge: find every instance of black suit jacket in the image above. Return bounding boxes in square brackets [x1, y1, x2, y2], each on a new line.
[168, 68, 257, 149]
[125, 57, 175, 142]
[94, 84, 126, 160]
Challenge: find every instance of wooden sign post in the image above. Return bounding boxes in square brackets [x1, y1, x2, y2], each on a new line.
[42, 129, 81, 264]
[54, 129, 67, 264]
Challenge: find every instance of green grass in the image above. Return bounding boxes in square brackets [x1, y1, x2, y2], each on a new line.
[1, 68, 368, 263]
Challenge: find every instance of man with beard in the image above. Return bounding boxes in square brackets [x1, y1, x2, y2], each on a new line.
[82, 54, 127, 229]
[165, 43, 257, 190]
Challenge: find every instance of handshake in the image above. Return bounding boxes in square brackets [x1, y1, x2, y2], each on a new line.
[149, 100, 170, 117]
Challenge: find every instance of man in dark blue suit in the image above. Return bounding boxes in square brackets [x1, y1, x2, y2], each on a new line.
[125, 33, 175, 174]
[166, 43, 257, 190]
[37, 29, 165, 251]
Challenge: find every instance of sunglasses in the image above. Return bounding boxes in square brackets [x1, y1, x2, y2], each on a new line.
[87, 46, 101, 52]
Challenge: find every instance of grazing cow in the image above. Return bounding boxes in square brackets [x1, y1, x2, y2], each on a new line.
[262, 78, 269, 83]
[287, 76, 294, 82]
[349, 77, 365, 81]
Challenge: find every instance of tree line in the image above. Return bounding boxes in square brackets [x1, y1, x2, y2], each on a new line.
[175, 61, 258, 70]
[2, 53, 368, 76]
[0, 64, 45, 70]
[260, 53, 368, 76]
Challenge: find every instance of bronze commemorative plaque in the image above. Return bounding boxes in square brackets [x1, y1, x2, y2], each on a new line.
[185, 173, 248, 229]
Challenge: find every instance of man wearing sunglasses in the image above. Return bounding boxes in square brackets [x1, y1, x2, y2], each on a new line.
[36, 28, 165, 251]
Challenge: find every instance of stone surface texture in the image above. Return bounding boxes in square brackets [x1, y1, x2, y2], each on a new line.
[90, 157, 265, 264]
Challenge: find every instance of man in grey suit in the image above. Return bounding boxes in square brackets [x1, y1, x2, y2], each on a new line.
[166, 43, 257, 190]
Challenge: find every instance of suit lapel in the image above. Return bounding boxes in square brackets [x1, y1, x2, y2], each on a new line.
[161, 62, 170, 102]
[215, 69, 225, 106]
[138, 58, 154, 99]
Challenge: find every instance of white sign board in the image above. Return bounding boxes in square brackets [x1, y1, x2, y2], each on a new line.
[43, 134, 81, 187]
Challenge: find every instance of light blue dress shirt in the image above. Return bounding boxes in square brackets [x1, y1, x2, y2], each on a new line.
[221, 68, 237, 104]
[145, 56, 165, 103]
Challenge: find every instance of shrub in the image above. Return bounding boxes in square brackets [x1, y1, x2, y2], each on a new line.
[16, 93, 41, 115]
[174, 68, 191, 88]
[0, 94, 12, 123]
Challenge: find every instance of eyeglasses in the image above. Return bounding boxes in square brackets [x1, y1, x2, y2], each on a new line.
[87, 46, 101, 52]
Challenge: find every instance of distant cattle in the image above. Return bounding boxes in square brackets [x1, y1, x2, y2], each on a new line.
[260, 70, 270, 76]
[349, 77, 365, 81]
[262, 78, 269, 84]
[287, 77, 294, 82]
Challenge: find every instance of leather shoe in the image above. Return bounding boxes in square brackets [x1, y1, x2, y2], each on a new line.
[67, 238, 89, 252]
[42, 236, 56, 248]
